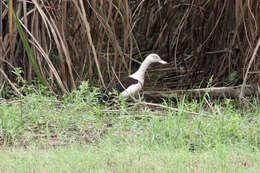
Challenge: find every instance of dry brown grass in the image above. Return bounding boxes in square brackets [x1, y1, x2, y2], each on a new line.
[0, 0, 259, 96]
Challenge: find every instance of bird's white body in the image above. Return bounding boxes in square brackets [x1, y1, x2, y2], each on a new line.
[121, 80, 143, 98]
[121, 53, 167, 98]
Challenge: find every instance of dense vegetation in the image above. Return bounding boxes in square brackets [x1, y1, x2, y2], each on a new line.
[0, 1, 259, 172]
[0, 82, 259, 172]
[0, 0, 259, 95]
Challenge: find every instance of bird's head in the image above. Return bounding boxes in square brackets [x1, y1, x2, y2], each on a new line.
[146, 54, 168, 64]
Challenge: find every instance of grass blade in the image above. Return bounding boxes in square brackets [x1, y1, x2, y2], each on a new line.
[11, 4, 47, 86]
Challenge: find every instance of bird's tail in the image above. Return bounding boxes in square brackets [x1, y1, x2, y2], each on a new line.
[95, 93, 109, 104]
[94, 88, 109, 104]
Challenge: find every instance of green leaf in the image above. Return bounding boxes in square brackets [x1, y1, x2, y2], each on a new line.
[9, 0, 47, 86]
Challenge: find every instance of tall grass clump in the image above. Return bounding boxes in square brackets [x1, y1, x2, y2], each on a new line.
[135, 97, 260, 151]
[0, 80, 259, 173]
[0, 81, 110, 147]
[0, 84, 259, 150]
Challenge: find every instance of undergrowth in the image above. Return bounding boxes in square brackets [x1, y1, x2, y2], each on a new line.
[0, 81, 259, 152]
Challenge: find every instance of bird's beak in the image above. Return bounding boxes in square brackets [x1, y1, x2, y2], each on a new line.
[158, 60, 168, 64]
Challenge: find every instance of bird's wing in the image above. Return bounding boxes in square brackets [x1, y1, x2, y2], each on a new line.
[105, 76, 139, 93]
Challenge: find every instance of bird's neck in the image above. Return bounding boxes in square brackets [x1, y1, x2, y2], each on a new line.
[130, 58, 151, 82]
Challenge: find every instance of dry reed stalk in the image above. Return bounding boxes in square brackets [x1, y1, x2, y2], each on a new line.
[41, 2, 76, 90]
[19, 21, 67, 93]
[0, 0, 259, 96]
[0, 68, 22, 96]
[73, 0, 105, 87]
[239, 38, 260, 100]
[8, 0, 14, 66]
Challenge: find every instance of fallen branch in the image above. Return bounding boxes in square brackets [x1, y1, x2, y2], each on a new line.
[138, 101, 200, 116]
[143, 84, 258, 100]
[102, 101, 201, 116]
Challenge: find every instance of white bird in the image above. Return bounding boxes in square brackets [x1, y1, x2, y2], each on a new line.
[98, 53, 167, 103]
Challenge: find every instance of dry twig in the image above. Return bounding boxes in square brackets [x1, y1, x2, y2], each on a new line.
[239, 38, 260, 102]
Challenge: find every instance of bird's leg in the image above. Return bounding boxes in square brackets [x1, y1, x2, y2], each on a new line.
[137, 92, 142, 102]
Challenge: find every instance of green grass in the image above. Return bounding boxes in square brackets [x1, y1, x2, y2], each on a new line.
[0, 81, 259, 172]
[0, 143, 259, 172]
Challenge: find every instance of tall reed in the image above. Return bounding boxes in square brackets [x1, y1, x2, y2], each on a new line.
[0, 0, 259, 95]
